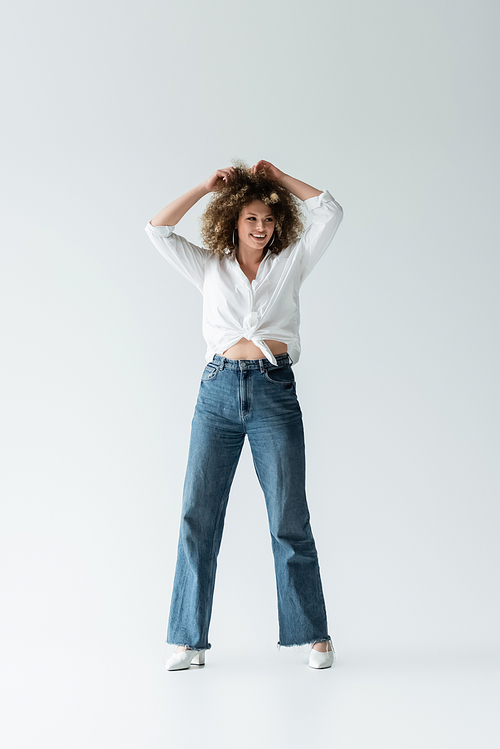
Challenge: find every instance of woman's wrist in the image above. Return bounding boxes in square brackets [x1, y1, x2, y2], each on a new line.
[196, 182, 212, 198]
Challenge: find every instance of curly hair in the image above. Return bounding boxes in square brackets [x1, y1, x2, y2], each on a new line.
[199, 160, 305, 258]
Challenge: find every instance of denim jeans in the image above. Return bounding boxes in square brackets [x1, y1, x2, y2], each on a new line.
[166, 353, 331, 650]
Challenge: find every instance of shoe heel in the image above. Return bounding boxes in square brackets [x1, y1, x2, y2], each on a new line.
[191, 650, 206, 666]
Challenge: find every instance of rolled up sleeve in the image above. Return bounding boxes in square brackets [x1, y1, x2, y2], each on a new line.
[144, 222, 210, 293]
[299, 190, 344, 283]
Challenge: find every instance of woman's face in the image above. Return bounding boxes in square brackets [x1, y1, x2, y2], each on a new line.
[236, 200, 275, 253]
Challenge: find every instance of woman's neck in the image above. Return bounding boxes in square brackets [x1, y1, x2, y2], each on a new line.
[236, 244, 265, 268]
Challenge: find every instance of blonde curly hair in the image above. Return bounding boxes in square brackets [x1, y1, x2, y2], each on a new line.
[199, 160, 305, 257]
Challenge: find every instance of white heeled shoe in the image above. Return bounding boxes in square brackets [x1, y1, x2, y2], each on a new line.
[308, 641, 335, 669]
[166, 647, 206, 671]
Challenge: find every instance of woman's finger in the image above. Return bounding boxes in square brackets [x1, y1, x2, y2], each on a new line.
[219, 167, 234, 182]
[254, 160, 270, 173]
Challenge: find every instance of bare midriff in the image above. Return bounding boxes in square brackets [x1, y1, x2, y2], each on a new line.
[222, 337, 288, 360]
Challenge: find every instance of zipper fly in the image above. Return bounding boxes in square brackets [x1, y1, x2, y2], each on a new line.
[239, 366, 249, 421]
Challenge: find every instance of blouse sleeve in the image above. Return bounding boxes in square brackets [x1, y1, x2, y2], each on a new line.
[298, 190, 344, 284]
[144, 222, 210, 293]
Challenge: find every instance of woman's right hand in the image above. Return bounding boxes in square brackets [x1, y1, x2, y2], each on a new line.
[204, 167, 236, 193]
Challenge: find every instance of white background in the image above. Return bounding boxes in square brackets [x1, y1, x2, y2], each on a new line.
[1, 0, 499, 747]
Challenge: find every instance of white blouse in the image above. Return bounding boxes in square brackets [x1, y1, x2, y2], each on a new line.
[144, 190, 343, 365]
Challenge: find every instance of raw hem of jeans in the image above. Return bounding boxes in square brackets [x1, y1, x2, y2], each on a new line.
[166, 641, 212, 651]
[276, 636, 332, 650]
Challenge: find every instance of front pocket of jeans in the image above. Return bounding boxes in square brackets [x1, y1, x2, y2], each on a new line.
[201, 363, 219, 381]
[264, 365, 295, 386]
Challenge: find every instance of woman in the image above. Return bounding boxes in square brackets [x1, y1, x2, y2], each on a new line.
[145, 160, 343, 670]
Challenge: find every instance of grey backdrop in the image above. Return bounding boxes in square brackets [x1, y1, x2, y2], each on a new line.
[1, 0, 499, 747]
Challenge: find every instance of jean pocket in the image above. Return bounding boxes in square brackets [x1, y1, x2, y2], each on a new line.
[264, 364, 295, 387]
[201, 362, 219, 381]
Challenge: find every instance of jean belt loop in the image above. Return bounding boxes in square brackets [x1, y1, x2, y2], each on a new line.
[219, 357, 225, 371]
[259, 359, 265, 373]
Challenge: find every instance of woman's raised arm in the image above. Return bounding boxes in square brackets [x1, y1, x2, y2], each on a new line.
[251, 160, 322, 201]
[149, 167, 237, 227]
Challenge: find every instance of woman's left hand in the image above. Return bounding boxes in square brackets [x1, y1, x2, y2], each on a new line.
[251, 160, 286, 182]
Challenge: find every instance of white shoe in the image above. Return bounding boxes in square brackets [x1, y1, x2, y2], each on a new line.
[308, 641, 335, 669]
[165, 648, 206, 671]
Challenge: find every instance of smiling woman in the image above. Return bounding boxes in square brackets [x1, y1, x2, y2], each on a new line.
[144, 159, 343, 671]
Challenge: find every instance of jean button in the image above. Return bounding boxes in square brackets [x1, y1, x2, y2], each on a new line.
[240, 362, 246, 369]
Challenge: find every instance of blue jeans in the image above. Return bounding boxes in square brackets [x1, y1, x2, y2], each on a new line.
[166, 353, 331, 650]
